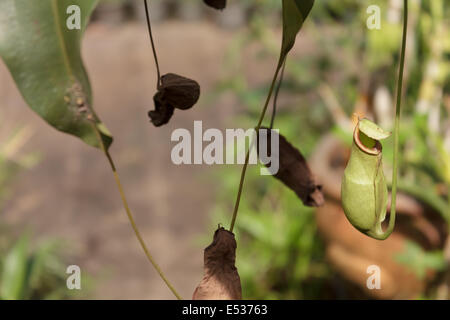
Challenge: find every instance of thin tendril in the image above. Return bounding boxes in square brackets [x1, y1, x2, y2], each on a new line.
[387, 0, 408, 235]
[144, 0, 161, 88]
[369, 0, 408, 240]
[270, 59, 286, 130]
[91, 124, 182, 300]
[230, 63, 283, 232]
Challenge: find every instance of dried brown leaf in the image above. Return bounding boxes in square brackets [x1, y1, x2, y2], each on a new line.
[159, 73, 200, 110]
[258, 127, 324, 207]
[203, 0, 227, 10]
[193, 227, 242, 300]
[148, 91, 174, 127]
[148, 73, 200, 127]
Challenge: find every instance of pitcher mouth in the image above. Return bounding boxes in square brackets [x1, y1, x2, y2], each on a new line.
[353, 125, 382, 155]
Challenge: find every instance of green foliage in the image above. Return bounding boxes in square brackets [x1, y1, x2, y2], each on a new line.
[0, 0, 112, 149]
[0, 115, 88, 300]
[0, 232, 87, 300]
[0, 234, 29, 299]
[210, 163, 329, 299]
[207, 107, 329, 298]
[395, 241, 446, 280]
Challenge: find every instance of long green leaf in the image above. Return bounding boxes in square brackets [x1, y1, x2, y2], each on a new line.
[280, 0, 314, 66]
[0, 0, 112, 149]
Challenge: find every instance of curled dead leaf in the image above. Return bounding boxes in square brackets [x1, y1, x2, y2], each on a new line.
[148, 73, 200, 127]
[193, 227, 242, 300]
[148, 91, 174, 127]
[203, 0, 227, 10]
[158, 73, 200, 110]
[258, 127, 324, 207]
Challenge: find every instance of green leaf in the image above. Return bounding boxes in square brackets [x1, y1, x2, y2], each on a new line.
[280, 0, 314, 65]
[0, 0, 112, 149]
[395, 241, 446, 279]
[0, 235, 29, 300]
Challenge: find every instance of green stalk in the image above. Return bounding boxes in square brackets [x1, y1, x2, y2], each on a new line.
[270, 58, 286, 130]
[229, 62, 283, 232]
[91, 124, 182, 300]
[368, 0, 408, 240]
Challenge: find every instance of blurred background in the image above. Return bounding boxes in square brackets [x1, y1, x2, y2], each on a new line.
[0, 0, 449, 299]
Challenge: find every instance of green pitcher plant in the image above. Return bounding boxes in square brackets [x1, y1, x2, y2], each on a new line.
[341, 119, 393, 239]
[341, 0, 408, 240]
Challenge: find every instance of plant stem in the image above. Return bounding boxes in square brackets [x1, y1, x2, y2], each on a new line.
[91, 124, 182, 300]
[144, 0, 161, 88]
[387, 0, 408, 233]
[370, 0, 408, 240]
[229, 62, 283, 232]
[270, 58, 286, 130]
